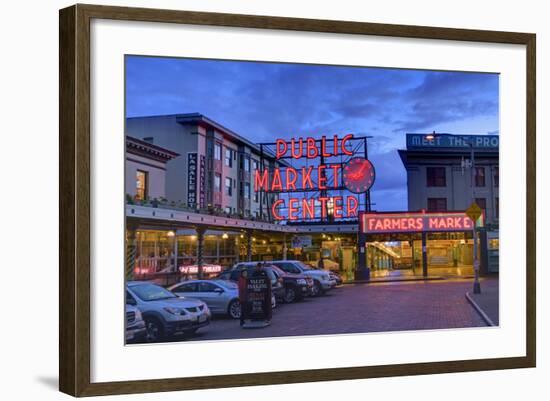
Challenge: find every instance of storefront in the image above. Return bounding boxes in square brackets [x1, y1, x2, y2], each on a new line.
[357, 211, 491, 278]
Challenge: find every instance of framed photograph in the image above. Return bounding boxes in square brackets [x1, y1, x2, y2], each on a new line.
[59, 4, 536, 397]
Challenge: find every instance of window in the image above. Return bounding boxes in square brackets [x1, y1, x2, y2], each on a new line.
[494, 167, 499, 187]
[225, 177, 232, 196]
[214, 142, 222, 160]
[474, 166, 485, 187]
[253, 188, 259, 202]
[126, 291, 137, 305]
[224, 206, 231, 214]
[130, 283, 177, 301]
[426, 167, 446, 187]
[214, 173, 221, 192]
[495, 197, 499, 219]
[475, 198, 487, 215]
[198, 282, 219, 292]
[274, 262, 300, 274]
[243, 157, 250, 172]
[135, 170, 148, 200]
[172, 283, 196, 293]
[252, 159, 258, 171]
[225, 148, 233, 167]
[427, 198, 447, 212]
[244, 182, 251, 199]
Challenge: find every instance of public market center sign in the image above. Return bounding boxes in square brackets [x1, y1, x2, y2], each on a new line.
[255, 135, 375, 221]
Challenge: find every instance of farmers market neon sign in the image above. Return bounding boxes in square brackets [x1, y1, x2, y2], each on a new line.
[361, 211, 483, 234]
[255, 135, 375, 221]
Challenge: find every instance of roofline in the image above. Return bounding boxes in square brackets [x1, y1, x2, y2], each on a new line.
[126, 135, 180, 159]
[127, 113, 290, 166]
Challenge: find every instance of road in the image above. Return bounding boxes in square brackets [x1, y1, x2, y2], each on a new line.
[169, 279, 490, 342]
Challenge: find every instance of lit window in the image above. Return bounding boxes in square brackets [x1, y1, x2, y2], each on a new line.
[244, 182, 251, 199]
[214, 174, 221, 192]
[135, 170, 148, 200]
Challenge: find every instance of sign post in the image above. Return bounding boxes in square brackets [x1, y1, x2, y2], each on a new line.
[466, 202, 482, 294]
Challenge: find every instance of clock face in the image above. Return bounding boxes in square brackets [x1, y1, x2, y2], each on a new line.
[343, 157, 375, 193]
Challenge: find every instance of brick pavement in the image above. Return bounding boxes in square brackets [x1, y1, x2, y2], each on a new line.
[172, 279, 490, 342]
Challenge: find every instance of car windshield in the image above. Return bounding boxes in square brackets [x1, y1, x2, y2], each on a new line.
[296, 261, 314, 270]
[216, 280, 238, 289]
[130, 283, 177, 301]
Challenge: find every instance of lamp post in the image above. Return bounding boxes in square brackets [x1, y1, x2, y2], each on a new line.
[467, 138, 482, 294]
[424, 132, 481, 294]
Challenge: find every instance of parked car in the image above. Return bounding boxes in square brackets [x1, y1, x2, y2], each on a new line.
[126, 281, 211, 342]
[327, 271, 343, 286]
[168, 279, 242, 319]
[269, 260, 336, 296]
[270, 265, 314, 302]
[220, 262, 285, 303]
[125, 303, 146, 343]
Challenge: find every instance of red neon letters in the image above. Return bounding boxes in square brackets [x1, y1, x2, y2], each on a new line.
[362, 213, 475, 233]
[262, 134, 359, 220]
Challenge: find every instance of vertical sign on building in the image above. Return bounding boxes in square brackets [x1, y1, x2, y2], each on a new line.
[187, 153, 197, 208]
[199, 154, 206, 209]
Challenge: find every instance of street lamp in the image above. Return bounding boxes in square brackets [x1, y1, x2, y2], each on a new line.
[424, 132, 481, 294]
[466, 137, 482, 294]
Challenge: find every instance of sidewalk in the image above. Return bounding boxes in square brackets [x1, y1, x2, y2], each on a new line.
[465, 277, 499, 326]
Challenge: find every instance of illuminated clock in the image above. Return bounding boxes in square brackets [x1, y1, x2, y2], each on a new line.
[343, 157, 375, 193]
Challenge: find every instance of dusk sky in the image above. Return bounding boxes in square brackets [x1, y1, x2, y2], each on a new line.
[125, 56, 499, 211]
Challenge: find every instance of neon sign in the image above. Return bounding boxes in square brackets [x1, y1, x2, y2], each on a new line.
[361, 211, 483, 234]
[256, 135, 374, 221]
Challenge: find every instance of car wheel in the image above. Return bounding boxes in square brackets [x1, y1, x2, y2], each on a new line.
[144, 317, 164, 342]
[228, 299, 241, 319]
[284, 286, 297, 303]
[312, 281, 324, 297]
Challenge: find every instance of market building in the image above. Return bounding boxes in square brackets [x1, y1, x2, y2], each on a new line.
[125, 115, 499, 283]
[126, 113, 282, 219]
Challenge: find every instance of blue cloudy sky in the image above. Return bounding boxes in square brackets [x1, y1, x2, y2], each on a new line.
[126, 56, 499, 211]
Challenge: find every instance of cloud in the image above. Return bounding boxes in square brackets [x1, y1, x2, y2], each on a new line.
[125, 57, 499, 212]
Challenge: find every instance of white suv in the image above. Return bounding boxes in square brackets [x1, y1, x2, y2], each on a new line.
[270, 260, 336, 296]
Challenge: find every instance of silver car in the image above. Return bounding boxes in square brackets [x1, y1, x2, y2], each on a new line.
[125, 303, 146, 343]
[126, 281, 211, 342]
[169, 280, 242, 319]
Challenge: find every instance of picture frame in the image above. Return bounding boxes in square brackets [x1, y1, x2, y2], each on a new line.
[59, 3, 536, 397]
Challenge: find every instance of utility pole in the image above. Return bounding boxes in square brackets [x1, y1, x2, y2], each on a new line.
[470, 141, 481, 294]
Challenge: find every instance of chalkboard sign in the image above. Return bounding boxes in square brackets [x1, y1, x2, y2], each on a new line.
[239, 269, 272, 327]
[246, 276, 270, 320]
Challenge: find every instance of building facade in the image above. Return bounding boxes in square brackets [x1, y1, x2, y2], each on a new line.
[398, 133, 499, 225]
[126, 113, 280, 220]
[124, 125, 499, 283]
[125, 136, 179, 201]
